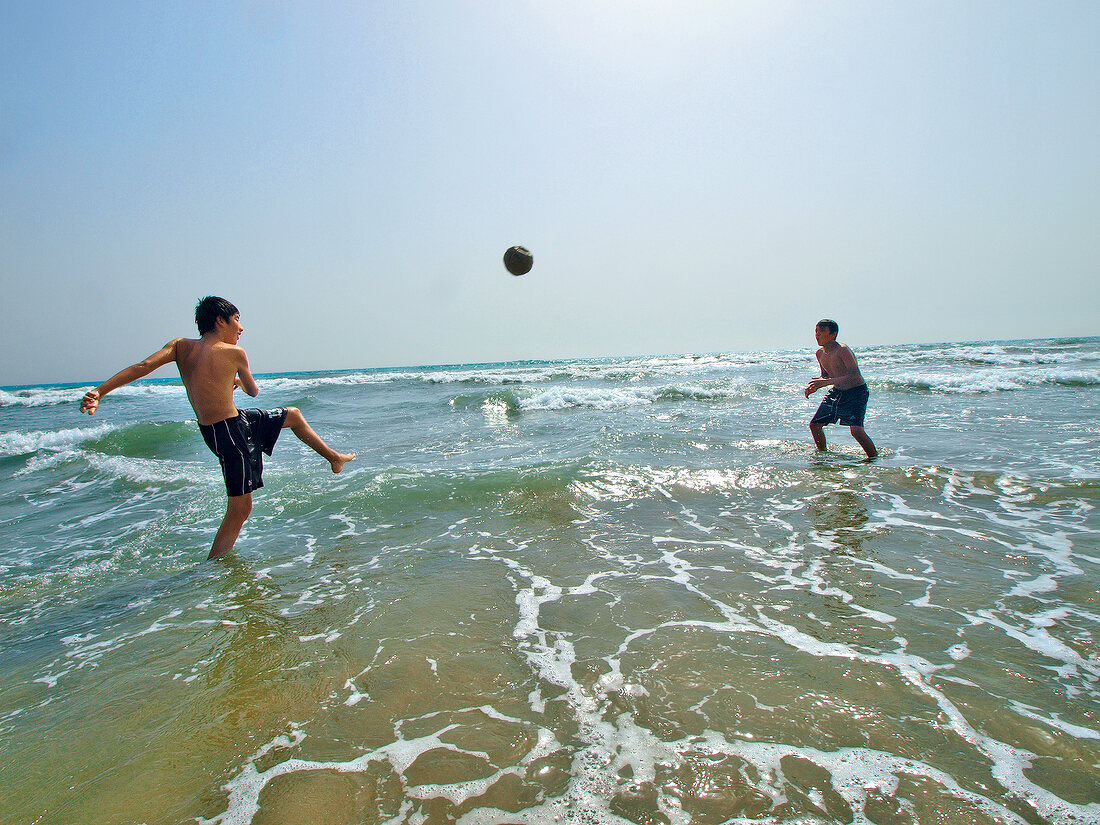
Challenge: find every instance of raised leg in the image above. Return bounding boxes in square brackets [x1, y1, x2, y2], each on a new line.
[283, 407, 356, 473]
[208, 493, 253, 560]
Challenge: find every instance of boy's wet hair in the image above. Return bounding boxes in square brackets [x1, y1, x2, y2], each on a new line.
[817, 319, 839, 335]
[195, 296, 239, 335]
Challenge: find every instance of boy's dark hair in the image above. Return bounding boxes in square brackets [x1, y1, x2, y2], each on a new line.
[195, 296, 239, 335]
[817, 319, 839, 336]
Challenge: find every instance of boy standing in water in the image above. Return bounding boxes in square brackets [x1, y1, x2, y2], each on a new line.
[80, 296, 356, 559]
[804, 319, 878, 459]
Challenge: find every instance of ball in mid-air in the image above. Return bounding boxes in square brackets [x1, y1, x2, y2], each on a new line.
[503, 245, 533, 276]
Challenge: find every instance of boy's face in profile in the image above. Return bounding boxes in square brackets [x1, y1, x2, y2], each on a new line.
[815, 324, 836, 347]
[216, 313, 244, 344]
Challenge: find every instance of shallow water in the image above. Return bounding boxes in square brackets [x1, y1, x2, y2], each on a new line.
[1, 338, 1098, 824]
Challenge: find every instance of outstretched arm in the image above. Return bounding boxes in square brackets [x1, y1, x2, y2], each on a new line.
[80, 340, 180, 415]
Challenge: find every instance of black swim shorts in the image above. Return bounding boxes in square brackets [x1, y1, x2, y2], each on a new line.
[199, 408, 288, 497]
[810, 384, 870, 428]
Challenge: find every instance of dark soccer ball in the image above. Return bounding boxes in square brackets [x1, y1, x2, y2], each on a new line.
[503, 245, 533, 276]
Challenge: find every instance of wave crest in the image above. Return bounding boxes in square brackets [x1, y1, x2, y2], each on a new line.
[520, 384, 742, 411]
[1, 424, 116, 457]
[885, 367, 1100, 394]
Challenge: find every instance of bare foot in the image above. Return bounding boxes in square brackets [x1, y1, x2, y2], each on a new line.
[330, 452, 356, 474]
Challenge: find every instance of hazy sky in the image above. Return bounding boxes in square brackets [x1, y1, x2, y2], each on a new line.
[2, 1, 1097, 386]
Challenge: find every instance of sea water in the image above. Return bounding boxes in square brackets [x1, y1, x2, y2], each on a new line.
[1, 338, 1097, 825]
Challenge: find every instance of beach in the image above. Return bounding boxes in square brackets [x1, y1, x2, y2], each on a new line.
[1, 337, 1098, 824]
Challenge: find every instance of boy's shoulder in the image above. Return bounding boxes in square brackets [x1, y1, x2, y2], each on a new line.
[210, 341, 248, 362]
[176, 337, 246, 361]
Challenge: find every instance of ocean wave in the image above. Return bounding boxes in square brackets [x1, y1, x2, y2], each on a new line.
[106, 383, 187, 399]
[421, 366, 576, 385]
[11, 444, 211, 489]
[339, 460, 815, 522]
[83, 453, 211, 486]
[519, 383, 743, 411]
[83, 420, 196, 457]
[449, 389, 527, 415]
[0, 424, 117, 457]
[600, 351, 811, 377]
[447, 384, 742, 414]
[0, 387, 87, 407]
[885, 366, 1100, 393]
[939, 343, 1055, 367]
[517, 386, 651, 411]
[0, 420, 199, 459]
[257, 372, 413, 392]
[871, 339, 1099, 367]
[253, 366, 582, 393]
[417, 357, 763, 385]
[258, 353, 802, 391]
[0, 383, 188, 408]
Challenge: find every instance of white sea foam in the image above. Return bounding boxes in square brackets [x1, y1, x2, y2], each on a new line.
[257, 372, 409, 392]
[107, 382, 188, 399]
[891, 365, 1100, 393]
[1009, 701, 1100, 740]
[940, 343, 1087, 367]
[0, 424, 116, 456]
[946, 643, 971, 661]
[519, 383, 743, 411]
[259, 365, 570, 391]
[201, 714, 563, 825]
[3, 378, 192, 409]
[421, 366, 571, 385]
[83, 453, 211, 486]
[521, 386, 660, 410]
[0, 386, 87, 407]
[1, 382, 191, 408]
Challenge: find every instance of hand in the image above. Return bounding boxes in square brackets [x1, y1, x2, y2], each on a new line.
[233, 376, 241, 391]
[804, 378, 828, 397]
[81, 390, 100, 415]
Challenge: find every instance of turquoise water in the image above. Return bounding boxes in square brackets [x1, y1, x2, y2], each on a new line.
[1, 339, 1098, 824]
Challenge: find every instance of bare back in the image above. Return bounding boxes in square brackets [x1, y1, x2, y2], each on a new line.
[175, 338, 248, 425]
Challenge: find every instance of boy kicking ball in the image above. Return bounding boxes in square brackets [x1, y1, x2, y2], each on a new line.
[81, 296, 355, 559]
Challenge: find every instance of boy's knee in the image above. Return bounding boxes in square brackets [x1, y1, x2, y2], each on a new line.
[227, 494, 252, 519]
[284, 406, 303, 427]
